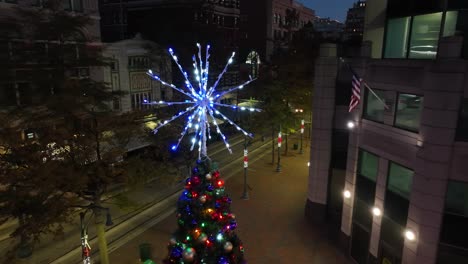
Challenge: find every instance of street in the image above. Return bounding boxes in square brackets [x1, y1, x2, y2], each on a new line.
[0, 134, 269, 264]
[107, 134, 350, 264]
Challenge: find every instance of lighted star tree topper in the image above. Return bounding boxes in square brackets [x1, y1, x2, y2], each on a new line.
[146, 44, 259, 158]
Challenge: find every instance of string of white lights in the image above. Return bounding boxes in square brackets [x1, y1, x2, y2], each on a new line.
[146, 43, 257, 156]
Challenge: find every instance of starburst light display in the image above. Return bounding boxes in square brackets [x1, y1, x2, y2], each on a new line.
[146, 43, 259, 158]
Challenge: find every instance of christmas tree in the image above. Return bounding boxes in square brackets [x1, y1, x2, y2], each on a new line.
[163, 157, 246, 264]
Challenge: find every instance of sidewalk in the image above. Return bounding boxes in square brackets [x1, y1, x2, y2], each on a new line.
[108, 140, 351, 264]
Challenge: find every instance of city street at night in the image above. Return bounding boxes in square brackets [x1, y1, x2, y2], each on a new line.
[108, 136, 351, 264]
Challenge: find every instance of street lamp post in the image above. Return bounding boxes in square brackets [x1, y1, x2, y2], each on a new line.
[299, 119, 304, 154]
[80, 212, 92, 264]
[276, 130, 282, 172]
[241, 137, 249, 199]
[79, 206, 113, 264]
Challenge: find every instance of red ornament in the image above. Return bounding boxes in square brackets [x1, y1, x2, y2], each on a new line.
[185, 180, 192, 190]
[191, 176, 201, 185]
[216, 179, 224, 188]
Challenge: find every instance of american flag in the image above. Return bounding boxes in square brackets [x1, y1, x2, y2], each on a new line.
[349, 73, 361, 112]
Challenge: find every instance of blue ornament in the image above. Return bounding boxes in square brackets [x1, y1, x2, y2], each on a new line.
[171, 247, 183, 258]
[218, 256, 229, 264]
[207, 184, 214, 192]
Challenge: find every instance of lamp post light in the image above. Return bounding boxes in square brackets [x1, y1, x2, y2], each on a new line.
[276, 130, 282, 172]
[79, 207, 113, 264]
[241, 137, 249, 200]
[299, 119, 304, 154]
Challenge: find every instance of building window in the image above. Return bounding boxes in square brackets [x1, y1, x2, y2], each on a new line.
[110, 60, 119, 72]
[394, 93, 423, 132]
[63, 0, 83, 12]
[384, 11, 460, 59]
[409, 12, 442, 59]
[350, 150, 379, 264]
[354, 150, 378, 224]
[387, 162, 413, 200]
[438, 181, 468, 263]
[245, 51, 261, 78]
[443, 11, 458, 37]
[379, 162, 414, 263]
[385, 162, 413, 225]
[456, 99, 468, 141]
[384, 17, 411, 58]
[363, 89, 386, 123]
[359, 150, 378, 183]
[128, 56, 150, 70]
[131, 92, 152, 110]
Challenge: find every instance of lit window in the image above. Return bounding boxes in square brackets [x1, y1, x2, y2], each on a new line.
[387, 163, 413, 200]
[363, 89, 386, 123]
[409, 12, 442, 59]
[395, 93, 423, 132]
[443, 11, 458, 37]
[384, 17, 411, 58]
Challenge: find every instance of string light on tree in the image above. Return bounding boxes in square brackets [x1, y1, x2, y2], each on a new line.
[145, 43, 259, 158]
[146, 44, 253, 264]
[163, 158, 247, 264]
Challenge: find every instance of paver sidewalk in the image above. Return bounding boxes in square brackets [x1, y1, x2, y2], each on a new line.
[108, 141, 351, 264]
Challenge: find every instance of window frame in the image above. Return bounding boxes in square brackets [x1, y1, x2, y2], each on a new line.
[386, 162, 414, 201]
[437, 180, 468, 263]
[382, 10, 458, 59]
[393, 92, 424, 133]
[362, 88, 386, 124]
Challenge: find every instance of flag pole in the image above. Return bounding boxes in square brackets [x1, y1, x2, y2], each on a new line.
[362, 82, 389, 110]
[341, 58, 388, 110]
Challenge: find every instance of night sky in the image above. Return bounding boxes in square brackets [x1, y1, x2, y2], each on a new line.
[297, 0, 357, 22]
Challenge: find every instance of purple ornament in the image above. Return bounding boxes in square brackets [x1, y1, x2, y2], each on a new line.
[207, 184, 214, 192]
[218, 256, 229, 264]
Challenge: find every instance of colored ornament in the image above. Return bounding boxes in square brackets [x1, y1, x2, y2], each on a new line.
[182, 247, 196, 262]
[170, 247, 183, 258]
[218, 256, 229, 264]
[206, 173, 212, 180]
[199, 195, 207, 203]
[224, 241, 233, 252]
[207, 184, 214, 192]
[192, 175, 201, 185]
[198, 233, 208, 243]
